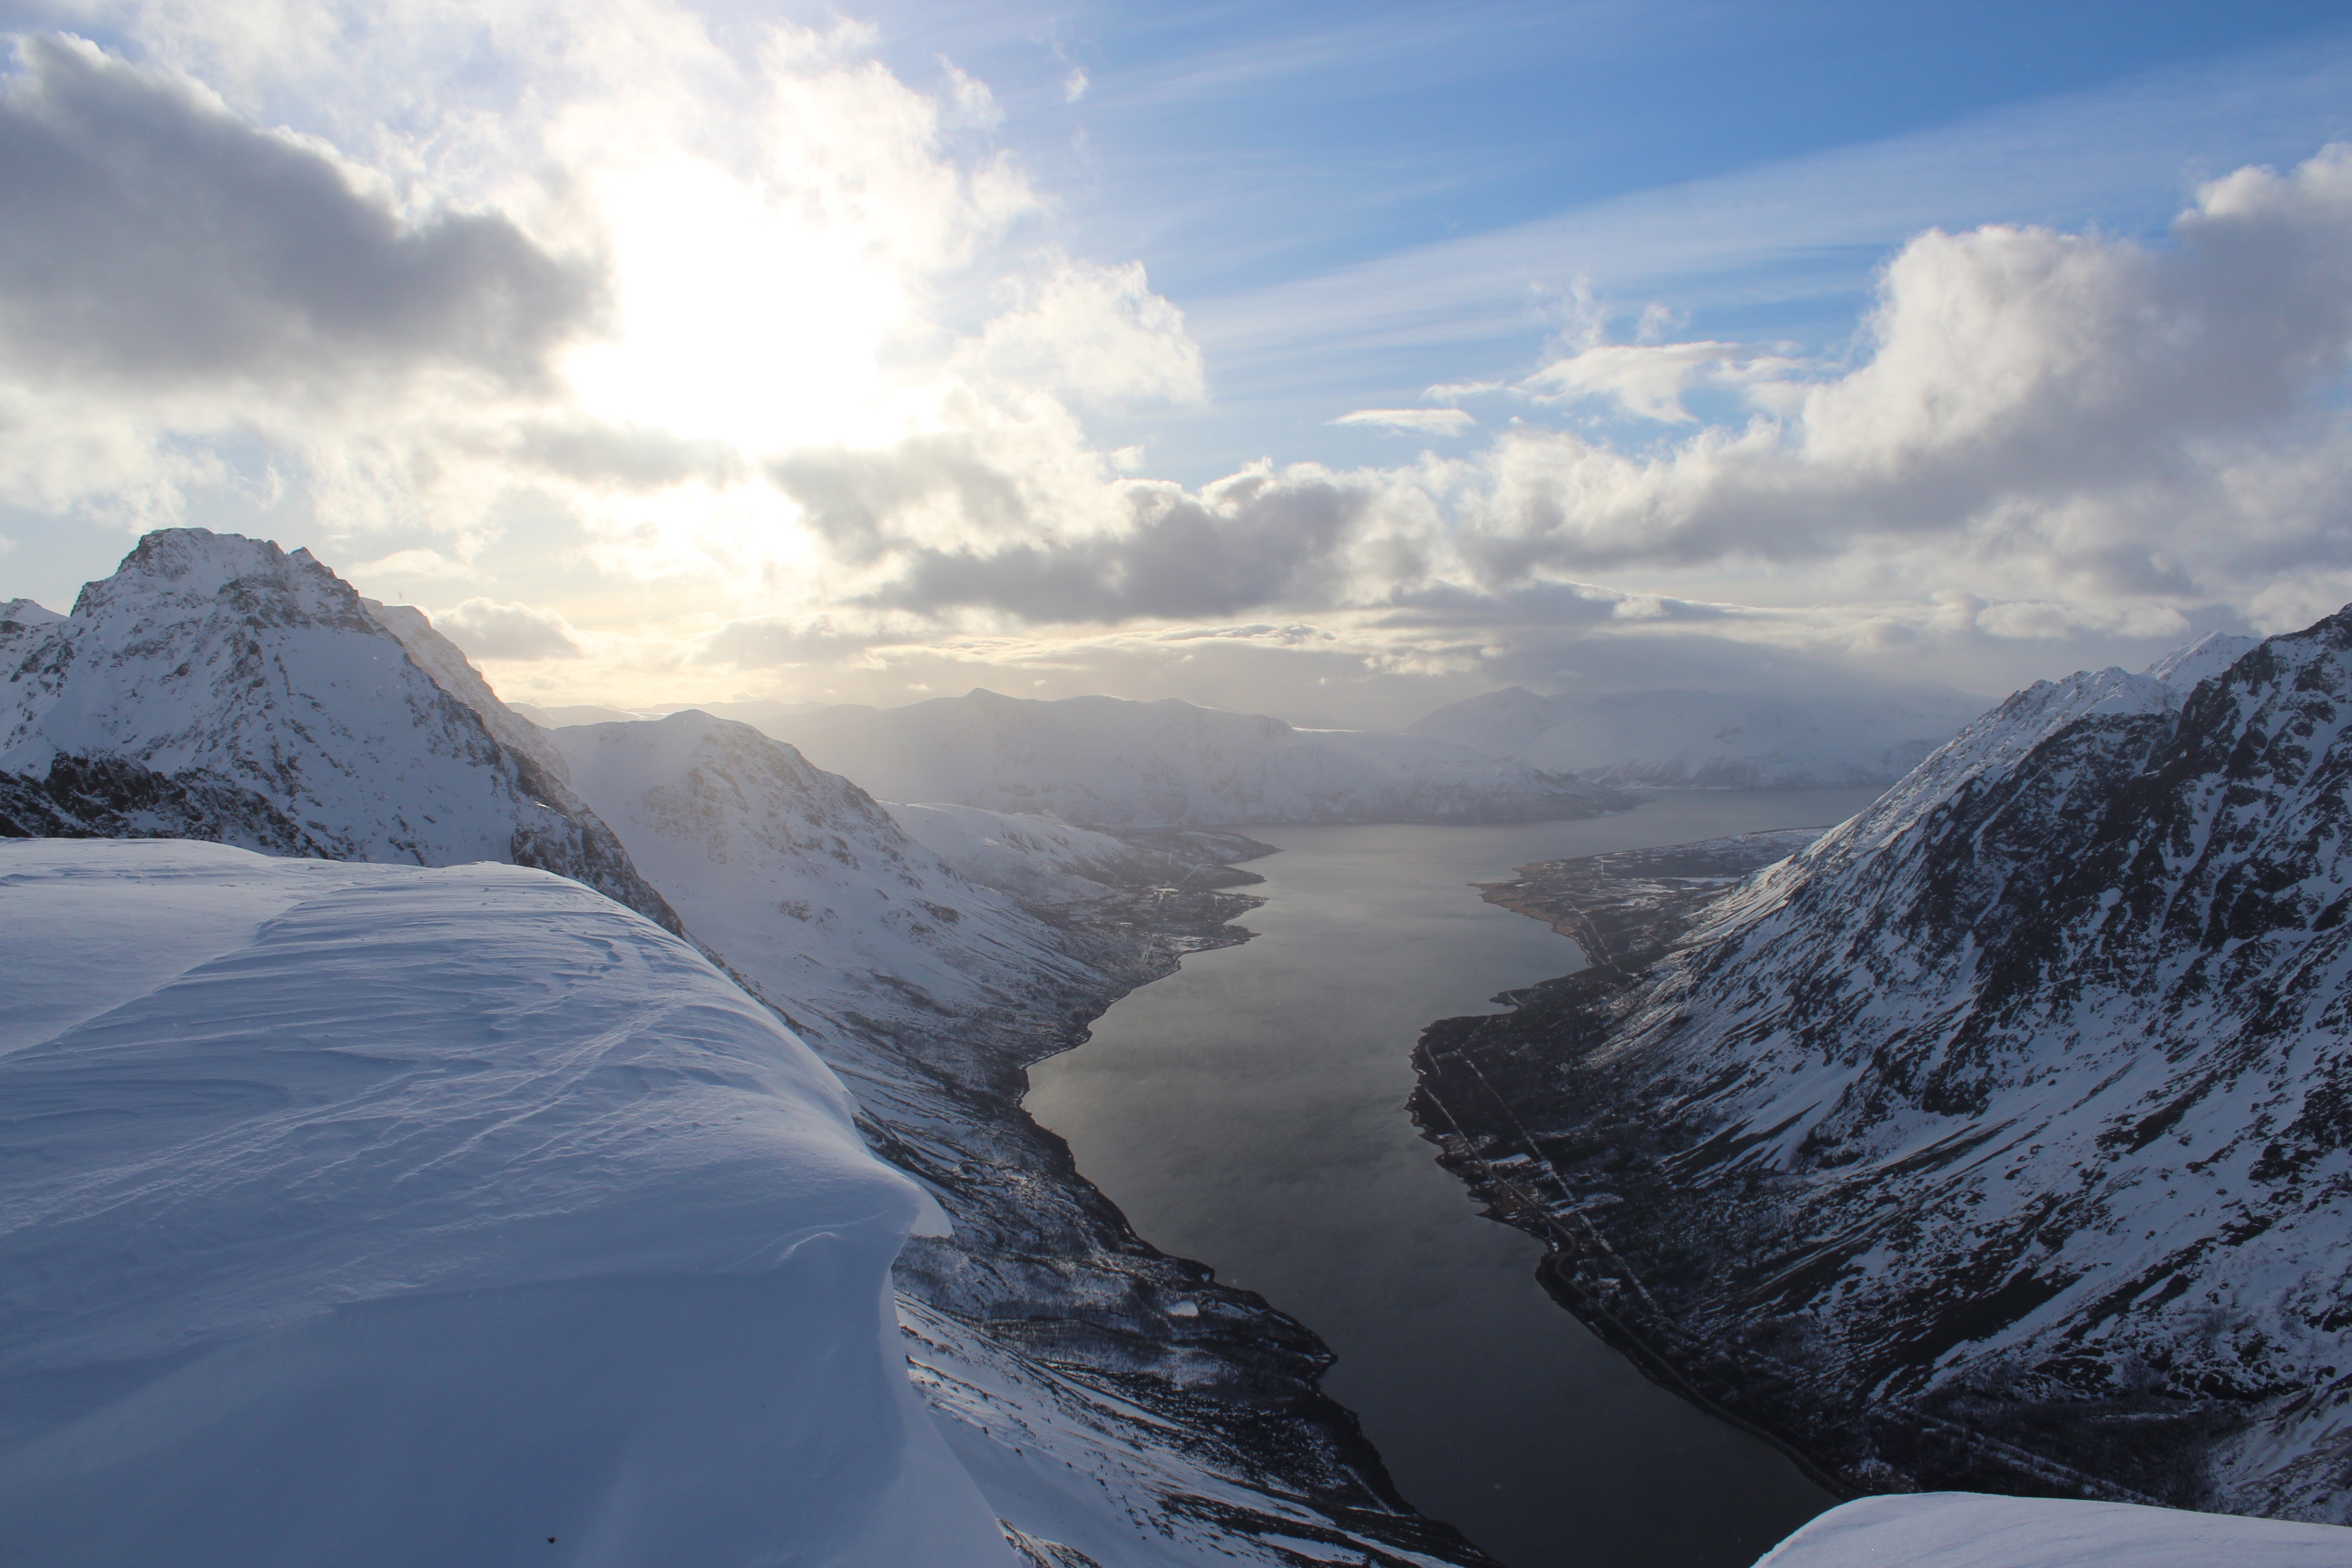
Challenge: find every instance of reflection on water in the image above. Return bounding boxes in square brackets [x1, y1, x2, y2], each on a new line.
[1024, 789, 1887, 1568]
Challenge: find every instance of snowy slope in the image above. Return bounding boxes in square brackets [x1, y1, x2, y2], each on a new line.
[0, 597, 62, 625]
[887, 800, 1269, 907]
[1408, 685, 1980, 788]
[551, 712, 1118, 1045]
[733, 688, 1625, 827]
[1, 535, 1485, 1566]
[0, 530, 671, 926]
[549, 712, 1485, 1567]
[364, 597, 576, 787]
[1755, 1494, 2352, 1568]
[1416, 620, 2352, 1519]
[0, 839, 1014, 1568]
[887, 800, 1149, 905]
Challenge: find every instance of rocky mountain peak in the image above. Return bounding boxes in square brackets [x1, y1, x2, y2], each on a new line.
[1, 528, 676, 928]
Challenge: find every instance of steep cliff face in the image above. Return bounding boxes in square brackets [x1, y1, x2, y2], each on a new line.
[1414, 616, 2352, 1521]
[0, 529, 673, 927]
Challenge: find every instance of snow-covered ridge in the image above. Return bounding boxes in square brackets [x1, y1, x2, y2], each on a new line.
[0, 841, 1014, 1567]
[1416, 614, 2352, 1520]
[1407, 684, 1983, 789]
[0, 596, 63, 625]
[547, 712, 1122, 1048]
[887, 799, 1268, 906]
[0, 529, 671, 926]
[696, 688, 1626, 828]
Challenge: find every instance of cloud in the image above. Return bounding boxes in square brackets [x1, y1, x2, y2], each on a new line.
[693, 613, 886, 668]
[0, 35, 598, 393]
[433, 597, 585, 660]
[347, 547, 475, 581]
[1440, 145, 2352, 613]
[506, 419, 746, 489]
[1331, 408, 1478, 436]
[958, 258, 1204, 407]
[8, 5, 2351, 725]
[772, 448, 1386, 620]
[733, 144, 2352, 649]
[1517, 341, 1799, 423]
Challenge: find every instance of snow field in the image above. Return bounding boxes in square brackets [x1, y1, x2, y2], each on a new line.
[0, 840, 1015, 1568]
[1752, 1493, 2352, 1567]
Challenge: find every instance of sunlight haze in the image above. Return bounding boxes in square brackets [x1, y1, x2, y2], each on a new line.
[3, 0, 2349, 723]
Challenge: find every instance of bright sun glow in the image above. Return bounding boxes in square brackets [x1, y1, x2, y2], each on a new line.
[563, 160, 918, 453]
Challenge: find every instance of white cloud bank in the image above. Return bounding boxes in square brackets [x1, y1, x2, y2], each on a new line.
[731, 144, 2352, 645]
[5, 5, 2352, 719]
[434, 596, 585, 661]
[1332, 408, 1479, 436]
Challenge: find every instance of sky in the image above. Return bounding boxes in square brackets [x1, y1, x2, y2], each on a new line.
[2, 1, 2351, 727]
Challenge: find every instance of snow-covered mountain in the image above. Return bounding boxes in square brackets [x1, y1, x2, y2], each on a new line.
[511, 701, 642, 728]
[887, 799, 1268, 907]
[0, 529, 671, 926]
[710, 688, 1627, 827]
[1414, 619, 2352, 1521]
[0, 532, 1485, 1568]
[1407, 684, 1984, 788]
[548, 712, 1140, 1046]
[0, 840, 1014, 1568]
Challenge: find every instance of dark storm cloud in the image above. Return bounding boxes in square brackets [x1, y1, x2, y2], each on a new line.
[0, 35, 600, 391]
[509, 420, 746, 489]
[772, 441, 1374, 621]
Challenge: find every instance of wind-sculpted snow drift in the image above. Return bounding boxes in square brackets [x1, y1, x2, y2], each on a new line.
[0, 842, 1015, 1568]
[0, 532, 1484, 1567]
[1414, 621, 2352, 1521]
[1757, 1493, 2352, 1567]
[700, 689, 1629, 828]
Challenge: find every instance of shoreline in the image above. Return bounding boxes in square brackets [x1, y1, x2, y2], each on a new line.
[1403, 832, 2207, 1514]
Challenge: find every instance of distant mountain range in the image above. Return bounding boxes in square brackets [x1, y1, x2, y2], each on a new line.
[1407, 683, 1989, 789]
[1414, 620, 2350, 1521]
[638, 689, 1631, 828]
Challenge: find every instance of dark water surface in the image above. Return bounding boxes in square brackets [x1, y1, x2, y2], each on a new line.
[1024, 789, 1887, 1568]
